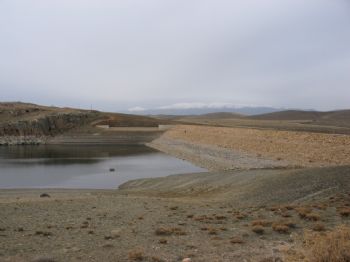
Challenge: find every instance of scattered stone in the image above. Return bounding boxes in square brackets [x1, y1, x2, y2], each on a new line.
[110, 228, 122, 238]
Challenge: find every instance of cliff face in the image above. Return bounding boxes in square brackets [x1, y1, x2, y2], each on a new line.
[0, 111, 99, 145]
[0, 112, 96, 137]
[0, 102, 167, 145]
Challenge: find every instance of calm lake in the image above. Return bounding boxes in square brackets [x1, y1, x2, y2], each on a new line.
[0, 145, 205, 189]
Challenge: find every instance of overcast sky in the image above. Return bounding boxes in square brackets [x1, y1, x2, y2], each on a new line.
[1, 0, 349, 112]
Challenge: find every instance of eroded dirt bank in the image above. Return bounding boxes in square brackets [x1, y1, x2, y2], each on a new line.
[149, 125, 350, 170]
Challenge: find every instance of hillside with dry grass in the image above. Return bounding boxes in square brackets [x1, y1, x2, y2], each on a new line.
[0, 102, 169, 144]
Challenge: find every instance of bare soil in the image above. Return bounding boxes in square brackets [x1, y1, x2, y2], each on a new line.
[1, 166, 350, 262]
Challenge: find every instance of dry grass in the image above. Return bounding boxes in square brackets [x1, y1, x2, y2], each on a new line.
[283, 220, 297, 228]
[305, 212, 321, 221]
[252, 225, 264, 234]
[312, 223, 326, 232]
[128, 249, 145, 261]
[338, 207, 350, 217]
[272, 223, 289, 234]
[215, 215, 227, 220]
[304, 225, 350, 262]
[230, 237, 244, 244]
[296, 207, 312, 218]
[155, 226, 186, 236]
[158, 238, 167, 244]
[252, 220, 272, 227]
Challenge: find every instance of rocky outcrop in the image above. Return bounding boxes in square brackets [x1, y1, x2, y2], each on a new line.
[0, 136, 45, 145]
[0, 112, 98, 145]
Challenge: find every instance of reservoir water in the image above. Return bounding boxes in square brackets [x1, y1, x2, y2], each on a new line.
[0, 145, 205, 189]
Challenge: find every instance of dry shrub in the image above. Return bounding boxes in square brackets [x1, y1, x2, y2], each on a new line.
[280, 212, 292, 218]
[215, 215, 227, 220]
[283, 220, 297, 228]
[284, 205, 295, 210]
[305, 213, 321, 221]
[252, 220, 272, 227]
[269, 206, 279, 211]
[155, 227, 186, 236]
[296, 207, 312, 218]
[208, 228, 218, 235]
[149, 256, 164, 262]
[304, 225, 350, 262]
[252, 225, 264, 234]
[236, 213, 247, 220]
[128, 249, 145, 261]
[312, 223, 326, 232]
[272, 223, 289, 234]
[338, 207, 350, 217]
[230, 237, 244, 244]
[193, 215, 208, 222]
[158, 238, 167, 244]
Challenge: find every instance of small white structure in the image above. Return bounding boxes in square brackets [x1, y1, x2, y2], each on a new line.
[158, 125, 175, 130]
[96, 125, 110, 129]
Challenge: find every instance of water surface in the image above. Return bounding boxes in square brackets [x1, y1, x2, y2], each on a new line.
[0, 145, 205, 189]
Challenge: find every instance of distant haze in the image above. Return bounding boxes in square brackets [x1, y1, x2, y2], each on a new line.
[1, 0, 349, 112]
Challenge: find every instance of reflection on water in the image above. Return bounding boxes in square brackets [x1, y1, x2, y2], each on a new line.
[0, 145, 206, 189]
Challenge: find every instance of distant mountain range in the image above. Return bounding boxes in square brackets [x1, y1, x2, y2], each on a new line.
[132, 106, 287, 116]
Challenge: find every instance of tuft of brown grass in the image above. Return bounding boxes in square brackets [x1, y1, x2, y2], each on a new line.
[208, 228, 218, 235]
[312, 223, 326, 232]
[338, 207, 350, 217]
[283, 220, 297, 228]
[296, 207, 312, 218]
[304, 225, 350, 262]
[272, 223, 289, 234]
[128, 249, 145, 261]
[235, 213, 247, 220]
[305, 212, 321, 221]
[252, 220, 272, 227]
[252, 225, 264, 234]
[155, 227, 186, 236]
[230, 237, 244, 244]
[158, 239, 167, 244]
[215, 215, 227, 220]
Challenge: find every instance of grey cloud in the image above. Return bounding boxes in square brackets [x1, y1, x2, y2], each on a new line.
[0, 0, 349, 111]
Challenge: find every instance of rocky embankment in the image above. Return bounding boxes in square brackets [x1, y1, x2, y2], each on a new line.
[0, 112, 98, 145]
[149, 125, 350, 170]
[148, 137, 290, 171]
